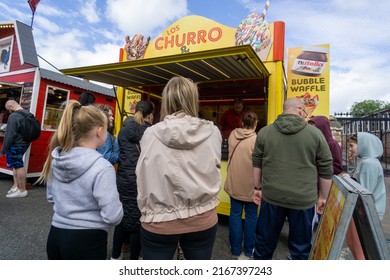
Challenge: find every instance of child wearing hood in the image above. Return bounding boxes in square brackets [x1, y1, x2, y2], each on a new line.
[38, 100, 123, 260]
[346, 132, 386, 259]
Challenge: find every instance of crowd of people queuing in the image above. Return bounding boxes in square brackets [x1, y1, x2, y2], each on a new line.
[1, 77, 386, 260]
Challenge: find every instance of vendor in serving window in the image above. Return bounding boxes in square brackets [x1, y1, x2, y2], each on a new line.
[219, 98, 244, 140]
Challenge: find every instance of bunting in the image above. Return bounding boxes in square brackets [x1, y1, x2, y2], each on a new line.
[27, 0, 40, 15]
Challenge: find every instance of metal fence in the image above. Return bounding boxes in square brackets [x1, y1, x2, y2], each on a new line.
[337, 115, 390, 174]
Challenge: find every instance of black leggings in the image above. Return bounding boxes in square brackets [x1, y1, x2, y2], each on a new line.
[111, 226, 141, 260]
[46, 226, 108, 260]
[141, 224, 218, 260]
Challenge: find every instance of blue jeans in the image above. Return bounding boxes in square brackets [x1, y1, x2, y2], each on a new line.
[229, 197, 259, 257]
[140, 224, 218, 260]
[253, 199, 315, 260]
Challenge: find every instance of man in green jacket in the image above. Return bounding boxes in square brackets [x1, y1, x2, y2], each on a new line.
[252, 97, 333, 260]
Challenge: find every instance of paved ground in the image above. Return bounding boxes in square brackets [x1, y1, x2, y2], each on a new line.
[0, 175, 389, 260]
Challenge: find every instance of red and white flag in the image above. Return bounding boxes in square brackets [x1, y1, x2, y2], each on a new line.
[27, 0, 40, 14]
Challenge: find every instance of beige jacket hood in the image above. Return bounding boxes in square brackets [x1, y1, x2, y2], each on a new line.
[136, 114, 222, 223]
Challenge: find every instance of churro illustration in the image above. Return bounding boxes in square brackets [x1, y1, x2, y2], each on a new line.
[125, 34, 150, 61]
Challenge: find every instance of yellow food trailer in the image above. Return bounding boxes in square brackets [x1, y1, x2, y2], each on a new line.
[61, 15, 287, 216]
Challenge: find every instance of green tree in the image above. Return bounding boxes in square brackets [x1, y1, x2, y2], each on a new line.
[350, 100, 390, 117]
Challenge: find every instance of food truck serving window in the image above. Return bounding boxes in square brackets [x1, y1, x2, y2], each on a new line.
[43, 86, 69, 130]
[0, 82, 22, 125]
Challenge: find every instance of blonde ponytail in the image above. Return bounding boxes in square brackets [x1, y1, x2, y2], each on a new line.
[37, 100, 106, 183]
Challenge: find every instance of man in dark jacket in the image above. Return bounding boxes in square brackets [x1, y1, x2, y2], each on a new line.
[0, 100, 30, 198]
[252, 97, 333, 260]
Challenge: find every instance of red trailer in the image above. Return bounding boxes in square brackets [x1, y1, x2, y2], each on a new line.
[0, 20, 116, 178]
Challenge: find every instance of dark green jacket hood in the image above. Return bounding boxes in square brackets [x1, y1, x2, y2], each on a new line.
[273, 114, 307, 135]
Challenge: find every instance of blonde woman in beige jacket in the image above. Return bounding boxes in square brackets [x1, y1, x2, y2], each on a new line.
[224, 111, 258, 259]
[136, 76, 222, 260]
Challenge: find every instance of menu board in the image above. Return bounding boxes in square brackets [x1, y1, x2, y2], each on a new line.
[309, 181, 349, 259]
[310, 175, 390, 260]
[20, 82, 33, 110]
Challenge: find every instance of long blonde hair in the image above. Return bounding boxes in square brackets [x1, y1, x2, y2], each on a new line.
[38, 100, 107, 183]
[160, 76, 199, 119]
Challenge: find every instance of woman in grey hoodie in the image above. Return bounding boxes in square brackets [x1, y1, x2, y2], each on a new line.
[38, 100, 123, 260]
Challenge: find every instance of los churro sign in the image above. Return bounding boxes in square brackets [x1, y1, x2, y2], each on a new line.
[144, 15, 236, 58]
[123, 14, 285, 62]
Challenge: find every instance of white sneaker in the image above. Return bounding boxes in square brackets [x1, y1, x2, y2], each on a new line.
[7, 186, 18, 194]
[6, 190, 28, 198]
[238, 253, 253, 260]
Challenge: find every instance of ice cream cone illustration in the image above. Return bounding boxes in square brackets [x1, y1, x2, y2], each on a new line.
[235, 1, 272, 61]
[296, 92, 319, 118]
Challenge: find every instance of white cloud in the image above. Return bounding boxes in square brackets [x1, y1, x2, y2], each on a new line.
[79, 43, 122, 66]
[330, 52, 390, 113]
[36, 2, 67, 18]
[38, 42, 120, 71]
[263, 0, 390, 113]
[236, 0, 265, 14]
[105, 0, 188, 36]
[93, 27, 121, 42]
[37, 29, 87, 50]
[34, 16, 61, 33]
[0, 3, 29, 21]
[80, 0, 100, 24]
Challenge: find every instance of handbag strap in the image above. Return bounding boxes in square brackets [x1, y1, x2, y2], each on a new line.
[227, 139, 243, 170]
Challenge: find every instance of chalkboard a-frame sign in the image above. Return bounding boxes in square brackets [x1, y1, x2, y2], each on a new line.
[310, 175, 390, 260]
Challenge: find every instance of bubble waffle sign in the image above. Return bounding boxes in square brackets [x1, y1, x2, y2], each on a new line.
[144, 15, 236, 58]
[287, 44, 330, 118]
[125, 90, 141, 115]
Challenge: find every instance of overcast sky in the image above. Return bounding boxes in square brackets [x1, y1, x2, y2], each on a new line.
[0, 0, 389, 114]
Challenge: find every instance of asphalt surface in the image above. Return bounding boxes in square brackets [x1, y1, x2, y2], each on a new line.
[0, 175, 389, 260]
